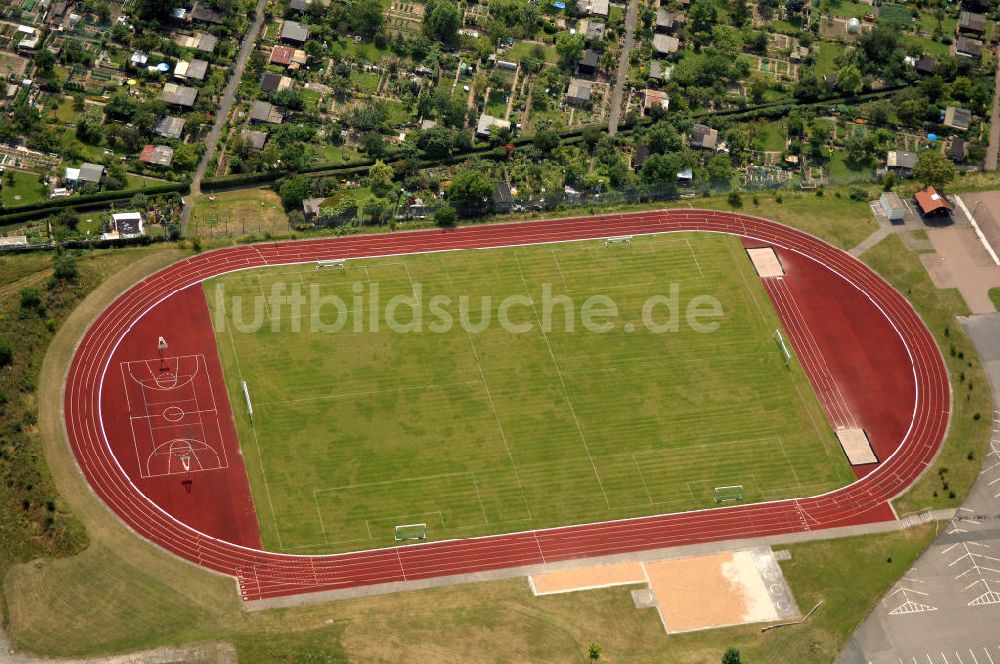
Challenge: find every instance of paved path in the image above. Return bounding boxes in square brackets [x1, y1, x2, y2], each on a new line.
[848, 223, 891, 257]
[840, 314, 1000, 664]
[607, 0, 638, 136]
[181, 0, 269, 232]
[986, 46, 1000, 171]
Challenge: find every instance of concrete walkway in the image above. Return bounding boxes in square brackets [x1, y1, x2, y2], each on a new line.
[848, 223, 891, 257]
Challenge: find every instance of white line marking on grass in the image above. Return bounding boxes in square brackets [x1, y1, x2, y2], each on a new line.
[439, 259, 534, 522]
[514, 254, 611, 510]
[471, 471, 490, 525]
[685, 238, 704, 278]
[221, 296, 285, 551]
[313, 493, 329, 544]
[550, 249, 570, 291]
[256, 379, 482, 407]
[633, 454, 654, 505]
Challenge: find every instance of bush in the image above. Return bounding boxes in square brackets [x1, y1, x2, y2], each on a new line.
[19, 288, 43, 312]
[849, 186, 868, 201]
[434, 204, 459, 227]
[727, 191, 743, 208]
[191, 237, 202, 253]
[52, 250, 78, 281]
[0, 342, 12, 368]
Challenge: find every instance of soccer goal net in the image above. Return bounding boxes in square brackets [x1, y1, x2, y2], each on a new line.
[714, 485, 745, 504]
[605, 235, 633, 247]
[241, 380, 253, 422]
[316, 258, 346, 269]
[394, 523, 428, 541]
[773, 329, 792, 367]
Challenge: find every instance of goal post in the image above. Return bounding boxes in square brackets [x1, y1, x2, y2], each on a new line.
[241, 380, 253, 422]
[773, 329, 792, 367]
[605, 235, 632, 247]
[394, 523, 428, 541]
[316, 258, 346, 269]
[714, 485, 744, 504]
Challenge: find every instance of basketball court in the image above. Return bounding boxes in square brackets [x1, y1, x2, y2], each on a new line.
[529, 547, 799, 634]
[120, 353, 229, 479]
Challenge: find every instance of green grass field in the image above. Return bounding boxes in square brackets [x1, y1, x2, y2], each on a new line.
[206, 233, 854, 554]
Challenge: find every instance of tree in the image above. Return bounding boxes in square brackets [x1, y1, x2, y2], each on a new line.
[706, 153, 735, 183]
[913, 149, 955, 191]
[367, 160, 395, 197]
[434, 204, 458, 226]
[588, 643, 602, 660]
[75, 115, 103, 145]
[104, 163, 128, 191]
[424, 0, 460, 45]
[361, 132, 387, 159]
[0, 341, 11, 368]
[722, 648, 742, 664]
[836, 64, 863, 96]
[688, 0, 718, 46]
[279, 175, 310, 209]
[34, 50, 56, 77]
[534, 128, 561, 153]
[418, 126, 455, 157]
[446, 167, 493, 217]
[555, 32, 585, 68]
[53, 249, 78, 281]
[348, 0, 385, 37]
[362, 196, 391, 223]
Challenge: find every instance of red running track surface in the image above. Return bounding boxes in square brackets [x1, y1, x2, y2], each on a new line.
[64, 210, 950, 601]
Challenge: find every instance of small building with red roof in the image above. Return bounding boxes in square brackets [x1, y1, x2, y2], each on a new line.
[914, 186, 953, 217]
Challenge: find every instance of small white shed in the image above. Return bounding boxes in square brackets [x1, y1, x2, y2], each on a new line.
[879, 192, 905, 222]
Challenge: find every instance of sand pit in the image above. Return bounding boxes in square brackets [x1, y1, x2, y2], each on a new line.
[836, 428, 877, 465]
[747, 247, 785, 278]
[528, 548, 798, 634]
[530, 562, 646, 595]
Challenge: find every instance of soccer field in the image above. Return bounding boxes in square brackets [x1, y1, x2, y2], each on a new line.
[205, 232, 854, 554]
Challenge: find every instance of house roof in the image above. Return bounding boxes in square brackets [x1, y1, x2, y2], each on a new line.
[959, 10, 986, 33]
[655, 9, 673, 30]
[690, 123, 718, 150]
[652, 34, 679, 56]
[190, 2, 225, 24]
[944, 106, 972, 130]
[947, 137, 966, 160]
[249, 100, 284, 124]
[281, 20, 310, 43]
[161, 82, 198, 107]
[914, 186, 953, 215]
[633, 142, 650, 169]
[493, 183, 514, 205]
[956, 35, 983, 56]
[260, 72, 284, 93]
[643, 89, 669, 112]
[175, 58, 209, 80]
[915, 54, 937, 74]
[139, 144, 174, 166]
[290, 0, 311, 10]
[578, 49, 599, 69]
[887, 151, 917, 169]
[241, 129, 269, 151]
[302, 197, 325, 216]
[586, 21, 605, 40]
[270, 45, 294, 65]
[880, 191, 904, 211]
[154, 116, 185, 139]
[566, 78, 593, 102]
[476, 113, 511, 137]
[78, 162, 105, 183]
[649, 60, 673, 81]
[576, 0, 609, 16]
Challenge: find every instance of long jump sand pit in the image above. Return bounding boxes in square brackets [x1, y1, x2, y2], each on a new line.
[528, 548, 799, 634]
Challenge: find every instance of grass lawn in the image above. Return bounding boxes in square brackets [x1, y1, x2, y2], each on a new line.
[759, 120, 787, 152]
[862, 234, 993, 515]
[124, 173, 169, 189]
[207, 233, 853, 553]
[990, 287, 1000, 310]
[815, 42, 845, 76]
[187, 189, 290, 239]
[349, 70, 380, 94]
[900, 34, 951, 57]
[508, 40, 558, 64]
[486, 89, 507, 117]
[827, 150, 876, 183]
[54, 97, 82, 124]
[1, 169, 49, 207]
[821, 0, 870, 19]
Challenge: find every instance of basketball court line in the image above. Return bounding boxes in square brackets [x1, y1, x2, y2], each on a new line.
[119, 355, 230, 479]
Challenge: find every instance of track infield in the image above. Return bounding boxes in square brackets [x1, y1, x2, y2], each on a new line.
[64, 209, 950, 601]
[206, 233, 854, 554]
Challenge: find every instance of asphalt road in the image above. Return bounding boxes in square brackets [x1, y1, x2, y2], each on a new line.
[607, 0, 638, 136]
[985, 45, 1000, 171]
[181, 0, 269, 232]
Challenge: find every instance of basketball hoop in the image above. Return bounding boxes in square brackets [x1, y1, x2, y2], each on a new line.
[180, 454, 191, 472]
[157, 336, 170, 372]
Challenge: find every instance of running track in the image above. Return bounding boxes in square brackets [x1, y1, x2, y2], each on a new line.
[64, 210, 950, 601]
